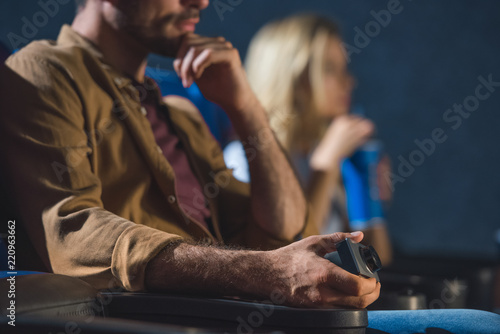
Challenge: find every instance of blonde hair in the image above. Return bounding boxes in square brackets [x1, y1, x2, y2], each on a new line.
[245, 14, 340, 152]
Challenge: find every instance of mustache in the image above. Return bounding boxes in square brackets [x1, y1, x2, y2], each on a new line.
[177, 9, 200, 21]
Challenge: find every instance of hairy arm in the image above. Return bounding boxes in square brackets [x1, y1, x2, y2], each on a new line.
[145, 232, 381, 309]
[145, 241, 270, 298]
[227, 99, 307, 241]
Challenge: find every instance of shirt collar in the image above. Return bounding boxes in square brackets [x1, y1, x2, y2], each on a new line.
[57, 24, 103, 60]
[56, 24, 133, 90]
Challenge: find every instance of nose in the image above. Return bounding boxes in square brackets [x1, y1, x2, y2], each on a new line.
[181, 0, 209, 10]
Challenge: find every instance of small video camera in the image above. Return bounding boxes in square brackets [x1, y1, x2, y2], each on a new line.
[325, 238, 382, 282]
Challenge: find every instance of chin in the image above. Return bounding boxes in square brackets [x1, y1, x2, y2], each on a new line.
[147, 36, 183, 58]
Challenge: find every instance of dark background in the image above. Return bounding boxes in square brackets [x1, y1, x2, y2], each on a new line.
[1, 0, 499, 262]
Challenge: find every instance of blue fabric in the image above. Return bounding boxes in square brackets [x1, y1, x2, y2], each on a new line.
[367, 309, 500, 334]
[145, 67, 233, 147]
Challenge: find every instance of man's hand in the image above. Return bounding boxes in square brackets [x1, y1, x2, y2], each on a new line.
[173, 33, 255, 113]
[265, 232, 381, 308]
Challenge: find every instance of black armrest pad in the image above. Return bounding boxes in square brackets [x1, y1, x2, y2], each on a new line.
[100, 292, 368, 333]
[0, 274, 102, 317]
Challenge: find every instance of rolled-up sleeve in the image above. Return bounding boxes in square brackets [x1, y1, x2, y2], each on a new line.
[0, 51, 181, 291]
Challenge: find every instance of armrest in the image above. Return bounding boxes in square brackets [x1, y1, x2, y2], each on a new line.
[99, 292, 368, 334]
[0, 273, 103, 318]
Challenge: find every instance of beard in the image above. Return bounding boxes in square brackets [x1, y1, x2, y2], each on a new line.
[112, 1, 200, 58]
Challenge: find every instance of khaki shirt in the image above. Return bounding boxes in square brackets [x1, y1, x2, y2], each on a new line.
[0, 26, 316, 291]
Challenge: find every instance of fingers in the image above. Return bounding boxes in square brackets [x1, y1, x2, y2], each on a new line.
[347, 116, 375, 137]
[293, 277, 380, 309]
[305, 232, 364, 256]
[178, 47, 196, 87]
[359, 119, 375, 138]
[324, 263, 378, 297]
[319, 282, 381, 309]
[192, 48, 238, 79]
[176, 34, 226, 58]
[342, 115, 375, 132]
[175, 34, 211, 60]
[303, 233, 379, 302]
[281, 234, 381, 309]
[329, 115, 374, 145]
[174, 34, 235, 87]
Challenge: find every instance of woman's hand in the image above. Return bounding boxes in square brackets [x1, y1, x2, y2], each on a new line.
[310, 115, 374, 171]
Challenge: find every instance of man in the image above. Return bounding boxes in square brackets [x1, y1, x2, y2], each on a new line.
[0, 0, 380, 308]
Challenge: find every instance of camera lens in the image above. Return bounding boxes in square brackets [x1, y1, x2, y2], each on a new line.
[361, 245, 382, 273]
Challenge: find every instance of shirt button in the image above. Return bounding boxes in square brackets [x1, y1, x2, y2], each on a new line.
[168, 195, 176, 204]
[140, 107, 147, 116]
[156, 145, 163, 154]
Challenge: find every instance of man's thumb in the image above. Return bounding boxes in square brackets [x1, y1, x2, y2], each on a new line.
[312, 231, 364, 256]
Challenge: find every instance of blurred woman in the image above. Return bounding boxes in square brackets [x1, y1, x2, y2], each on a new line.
[227, 14, 392, 263]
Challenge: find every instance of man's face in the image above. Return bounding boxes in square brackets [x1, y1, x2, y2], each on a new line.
[111, 0, 209, 57]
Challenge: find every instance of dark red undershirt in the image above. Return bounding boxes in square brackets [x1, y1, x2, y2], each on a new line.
[135, 80, 212, 229]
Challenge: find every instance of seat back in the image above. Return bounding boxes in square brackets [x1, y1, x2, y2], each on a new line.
[0, 63, 50, 273]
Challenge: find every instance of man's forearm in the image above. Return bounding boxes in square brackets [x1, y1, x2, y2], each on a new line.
[172, 34, 306, 240]
[145, 234, 382, 309]
[145, 241, 275, 298]
[226, 99, 307, 240]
